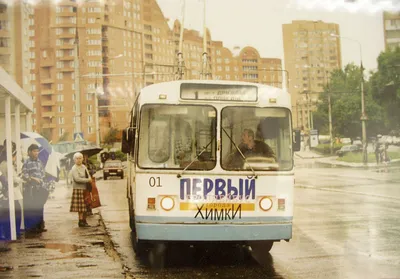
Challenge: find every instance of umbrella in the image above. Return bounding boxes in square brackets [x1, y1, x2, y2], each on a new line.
[64, 146, 103, 160]
[20, 132, 60, 181]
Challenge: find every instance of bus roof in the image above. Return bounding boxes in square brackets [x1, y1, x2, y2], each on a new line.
[138, 80, 291, 109]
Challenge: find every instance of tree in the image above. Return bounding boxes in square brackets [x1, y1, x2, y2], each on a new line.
[41, 129, 52, 142]
[58, 132, 70, 142]
[368, 47, 400, 134]
[314, 64, 384, 139]
[103, 127, 119, 145]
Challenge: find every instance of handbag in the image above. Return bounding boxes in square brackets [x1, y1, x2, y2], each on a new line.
[83, 189, 92, 207]
[90, 180, 101, 208]
[84, 168, 92, 192]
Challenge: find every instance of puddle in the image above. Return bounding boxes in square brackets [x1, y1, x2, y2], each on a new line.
[50, 252, 91, 260]
[91, 241, 105, 246]
[27, 243, 82, 253]
[0, 266, 13, 272]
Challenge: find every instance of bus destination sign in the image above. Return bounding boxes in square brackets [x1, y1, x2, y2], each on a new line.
[181, 83, 258, 102]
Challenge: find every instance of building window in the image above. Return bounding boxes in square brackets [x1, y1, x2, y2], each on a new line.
[57, 95, 64, 102]
[58, 106, 64, 112]
[59, 128, 65, 136]
[87, 105, 92, 112]
[58, 117, 64, 124]
[87, 115, 92, 123]
[88, 127, 93, 134]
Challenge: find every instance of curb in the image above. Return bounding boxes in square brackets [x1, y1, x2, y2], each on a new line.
[315, 158, 400, 169]
[295, 184, 400, 202]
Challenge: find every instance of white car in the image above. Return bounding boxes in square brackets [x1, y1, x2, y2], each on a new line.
[340, 138, 351, 144]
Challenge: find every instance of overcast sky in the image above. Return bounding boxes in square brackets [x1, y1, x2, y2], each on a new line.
[157, 0, 400, 72]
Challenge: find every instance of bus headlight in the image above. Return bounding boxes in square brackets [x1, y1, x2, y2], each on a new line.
[259, 197, 273, 211]
[160, 196, 175, 211]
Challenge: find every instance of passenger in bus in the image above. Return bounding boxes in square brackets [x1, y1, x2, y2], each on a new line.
[227, 129, 276, 169]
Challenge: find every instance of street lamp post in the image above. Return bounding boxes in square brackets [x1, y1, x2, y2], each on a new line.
[331, 34, 367, 164]
[93, 54, 123, 146]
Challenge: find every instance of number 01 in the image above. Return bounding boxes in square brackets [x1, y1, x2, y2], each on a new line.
[149, 177, 162, 187]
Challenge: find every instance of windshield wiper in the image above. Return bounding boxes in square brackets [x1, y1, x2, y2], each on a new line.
[222, 127, 257, 179]
[177, 136, 216, 178]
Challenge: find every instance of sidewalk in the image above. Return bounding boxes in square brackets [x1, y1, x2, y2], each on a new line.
[295, 149, 400, 168]
[0, 181, 125, 279]
[294, 149, 326, 159]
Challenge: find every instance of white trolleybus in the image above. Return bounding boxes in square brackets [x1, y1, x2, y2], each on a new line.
[122, 80, 301, 256]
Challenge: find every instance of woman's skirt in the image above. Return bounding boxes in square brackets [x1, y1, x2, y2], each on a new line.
[70, 189, 87, 213]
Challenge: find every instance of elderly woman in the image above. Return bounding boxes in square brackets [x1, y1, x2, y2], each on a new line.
[69, 152, 92, 228]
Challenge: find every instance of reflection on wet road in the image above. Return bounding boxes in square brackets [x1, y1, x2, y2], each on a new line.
[97, 161, 400, 279]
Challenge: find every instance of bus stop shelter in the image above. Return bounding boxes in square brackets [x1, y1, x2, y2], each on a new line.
[0, 67, 33, 240]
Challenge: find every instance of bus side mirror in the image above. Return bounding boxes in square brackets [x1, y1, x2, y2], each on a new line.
[293, 129, 301, 152]
[121, 127, 135, 154]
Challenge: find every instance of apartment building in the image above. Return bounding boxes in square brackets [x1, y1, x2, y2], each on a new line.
[283, 20, 342, 130]
[172, 21, 283, 87]
[0, 0, 34, 94]
[4, 0, 284, 144]
[383, 11, 400, 50]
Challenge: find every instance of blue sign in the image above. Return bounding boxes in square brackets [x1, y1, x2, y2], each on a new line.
[74, 132, 84, 142]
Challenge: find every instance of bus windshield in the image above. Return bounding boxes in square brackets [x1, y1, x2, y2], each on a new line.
[221, 107, 293, 171]
[138, 104, 217, 170]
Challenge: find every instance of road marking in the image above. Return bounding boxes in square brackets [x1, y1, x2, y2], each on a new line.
[295, 184, 400, 202]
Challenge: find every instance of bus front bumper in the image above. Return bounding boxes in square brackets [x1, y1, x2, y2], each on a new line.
[135, 219, 292, 241]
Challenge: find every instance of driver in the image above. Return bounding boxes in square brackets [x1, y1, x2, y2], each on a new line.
[228, 129, 276, 168]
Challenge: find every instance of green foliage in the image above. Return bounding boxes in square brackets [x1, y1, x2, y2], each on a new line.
[336, 152, 376, 163]
[88, 154, 100, 169]
[337, 151, 400, 163]
[41, 129, 52, 142]
[312, 143, 344, 155]
[315, 63, 385, 139]
[58, 132, 69, 142]
[368, 47, 400, 133]
[115, 150, 127, 161]
[103, 128, 119, 145]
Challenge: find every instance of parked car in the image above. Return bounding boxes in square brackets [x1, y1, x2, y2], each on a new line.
[336, 145, 362, 157]
[103, 160, 124, 180]
[352, 138, 362, 147]
[340, 138, 352, 145]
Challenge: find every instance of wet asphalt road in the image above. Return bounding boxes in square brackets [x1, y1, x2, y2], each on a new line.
[97, 161, 400, 279]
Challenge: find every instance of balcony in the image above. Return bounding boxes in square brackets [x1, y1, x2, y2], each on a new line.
[57, 0, 78, 6]
[59, 33, 75, 39]
[40, 59, 54, 67]
[42, 111, 56, 118]
[59, 44, 75, 50]
[56, 22, 76, 28]
[42, 100, 56, 106]
[41, 89, 54, 95]
[40, 78, 54, 84]
[0, 47, 11, 55]
[60, 56, 74, 61]
[0, 29, 11, 37]
[42, 123, 56, 129]
[60, 67, 74, 72]
[57, 11, 76, 17]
